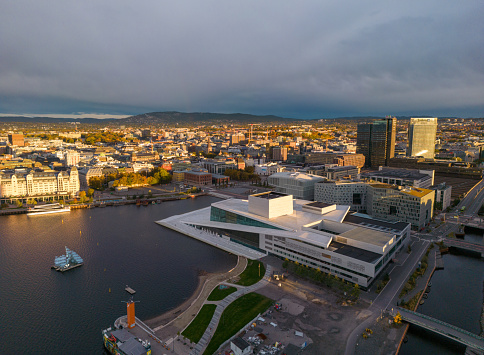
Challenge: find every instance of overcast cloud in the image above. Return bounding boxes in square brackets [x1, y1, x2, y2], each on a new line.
[1, 1, 483, 118]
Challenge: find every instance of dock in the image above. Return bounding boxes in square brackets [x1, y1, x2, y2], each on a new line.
[125, 286, 136, 294]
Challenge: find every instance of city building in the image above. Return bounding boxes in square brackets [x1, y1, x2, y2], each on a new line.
[357, 117, 396, 167]
[172, 170, 186, 182]
[254, 163, 284, 176]
[314, 181, 368, 212]
[78, 167, 103, 188]
[315, 181, 435, 229]
[0, 167, 80, 203]
[367, 184, 434, 230]
[361, 167, 434, 188]
[268, 172, 324, 200]
[272, 146, 288, 162]
[431, 182, 452, 210]
[305, 165, 359, 180]
[8, 133, 25, 147]
[290, 152, 365, 168]
[174, 192, 410, 287]
[184, 170, 212, 186]
[64, 150, 80, 167]
[200, 160, 237, 174]
[407, 117, 438, 159]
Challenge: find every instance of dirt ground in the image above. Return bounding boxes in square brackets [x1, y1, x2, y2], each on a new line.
[353, 316, 406, 355]
[250, 277, 371, 355]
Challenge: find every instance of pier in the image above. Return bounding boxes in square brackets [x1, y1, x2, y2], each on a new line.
[394, 307, 484, 351]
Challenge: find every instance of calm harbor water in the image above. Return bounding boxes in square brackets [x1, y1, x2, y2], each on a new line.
[0, 196, 236, 354]
[399, 233, 484, 355]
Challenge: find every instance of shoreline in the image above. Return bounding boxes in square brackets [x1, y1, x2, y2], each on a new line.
[144, 272, 210, 328]
[144, 256, 247, 332]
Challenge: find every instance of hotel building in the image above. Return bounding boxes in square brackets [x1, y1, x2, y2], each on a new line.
[0, 167, 80, 203]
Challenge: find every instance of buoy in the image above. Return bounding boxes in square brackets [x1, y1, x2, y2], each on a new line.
[62, 220, 63, 224]
[90, 216, 91, 219]
[109, 288, 111, 293]
[80, 230, 82, 235]
[104, 268, 106, 272]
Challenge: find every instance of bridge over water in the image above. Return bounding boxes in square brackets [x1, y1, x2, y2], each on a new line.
[394, 307, 484, 351]
[443, 238, 484, 257]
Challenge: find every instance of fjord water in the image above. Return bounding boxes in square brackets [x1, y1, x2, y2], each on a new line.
[399, 234, 484, 355]
[0, 197, 236, 354]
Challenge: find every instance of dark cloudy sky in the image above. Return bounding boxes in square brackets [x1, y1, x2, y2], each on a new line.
[1, 1, 483, 118]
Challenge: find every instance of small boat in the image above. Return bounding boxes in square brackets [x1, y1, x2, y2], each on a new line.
[125, 285, 136, 294]
[142, 200, 149, 206]
[136, 200, 141, 206]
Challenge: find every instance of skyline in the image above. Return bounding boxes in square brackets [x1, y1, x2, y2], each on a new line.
[1, 1, 483, 118]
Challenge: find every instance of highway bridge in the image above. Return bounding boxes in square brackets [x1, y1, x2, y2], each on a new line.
[394, 307, 484, 351]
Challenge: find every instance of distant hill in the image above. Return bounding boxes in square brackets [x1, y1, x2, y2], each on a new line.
[121, 111, 300, 125]
[0, 116, 117, 124]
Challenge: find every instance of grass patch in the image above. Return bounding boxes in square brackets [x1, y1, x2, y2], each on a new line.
[236, 260, 265, 286]
[207, 286, 237, 301]
[182, 304, 216, 344]
[203, 292, 273, 355]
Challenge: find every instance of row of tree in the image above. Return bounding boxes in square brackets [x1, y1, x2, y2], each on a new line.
[224, 166, 260, 181]
[89, 167, 172, 189]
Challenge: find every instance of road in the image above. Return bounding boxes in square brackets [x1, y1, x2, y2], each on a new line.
[345, 179, 484, 354]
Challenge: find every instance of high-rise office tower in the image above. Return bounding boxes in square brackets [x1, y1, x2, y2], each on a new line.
[356, 117, 396, 167]
[407, 117, 438, 159]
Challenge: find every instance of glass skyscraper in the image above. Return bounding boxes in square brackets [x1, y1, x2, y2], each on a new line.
[407, 117, 438, 159]
[356, 117, 396, 168]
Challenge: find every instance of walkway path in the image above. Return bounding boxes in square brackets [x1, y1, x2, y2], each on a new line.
[344, 238, 431, 355]
[190, 264, 273, 355]
[152, 256, 248, 339]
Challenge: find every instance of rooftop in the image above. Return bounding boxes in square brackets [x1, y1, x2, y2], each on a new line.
[252, 191, 289, 200]
[328, 241, 382, 263]
[362, 168, 431, 180]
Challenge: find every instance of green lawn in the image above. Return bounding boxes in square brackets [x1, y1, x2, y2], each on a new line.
[236, 259, 265, 286]
[203, 292, 273, 355]
[207, 286, 237, 301]
[182, 304, 216, 344]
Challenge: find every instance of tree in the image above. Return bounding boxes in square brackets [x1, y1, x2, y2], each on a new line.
[15, 200, 23, 208]
[87, 188, 95, 197]
[89, 176, 104, 190]
[394, 312, 402, 324]
[79, 191, 87, 203]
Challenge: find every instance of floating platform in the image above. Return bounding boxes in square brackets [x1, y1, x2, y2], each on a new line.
[53, 247, 84, 272]
[51, 263, 83, 272]
[125, 286, 136, 294]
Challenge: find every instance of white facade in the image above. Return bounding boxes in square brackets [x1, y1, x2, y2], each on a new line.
[0, 167, 80, 198]
[173, 194, 411, 287]
[254, 163, 283, 176]
[268, 172, 324, 200]
[248, 192, 293, 219]
[314, 181, 368, 212]
[64, 150, 80, 167]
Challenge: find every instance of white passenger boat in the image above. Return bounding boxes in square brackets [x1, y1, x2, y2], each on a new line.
[27, 203, 70, 216]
